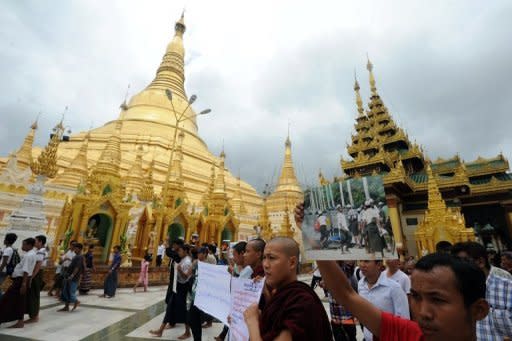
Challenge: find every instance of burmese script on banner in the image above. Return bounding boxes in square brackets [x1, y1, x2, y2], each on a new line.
[229, 277, 265, 341]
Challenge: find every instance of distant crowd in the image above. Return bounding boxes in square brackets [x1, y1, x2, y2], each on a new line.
[1, 216, 512, 341]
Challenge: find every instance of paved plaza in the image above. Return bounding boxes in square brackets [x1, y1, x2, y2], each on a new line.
[0, 275, 364, 340]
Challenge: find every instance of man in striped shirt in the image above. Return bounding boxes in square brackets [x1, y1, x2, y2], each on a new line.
[452, 242, 512, 340]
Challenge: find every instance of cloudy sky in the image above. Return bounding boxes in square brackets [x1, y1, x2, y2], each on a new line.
[1, 0, 511, 192]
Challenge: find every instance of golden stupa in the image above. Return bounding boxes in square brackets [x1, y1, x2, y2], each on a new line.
[0, 13, 304, 264]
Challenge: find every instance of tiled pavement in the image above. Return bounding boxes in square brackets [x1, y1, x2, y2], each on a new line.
[0, 275, 364, 340]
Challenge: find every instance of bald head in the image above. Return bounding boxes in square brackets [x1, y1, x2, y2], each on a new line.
[248, 238, 266, 254]
[268, 237, 300, 259]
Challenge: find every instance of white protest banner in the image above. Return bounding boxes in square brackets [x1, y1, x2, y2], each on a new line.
[229, 277, 264, 341]
[194, 262, 231, 325]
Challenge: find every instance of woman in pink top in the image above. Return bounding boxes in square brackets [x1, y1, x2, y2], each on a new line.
[133, 254, 151, 292]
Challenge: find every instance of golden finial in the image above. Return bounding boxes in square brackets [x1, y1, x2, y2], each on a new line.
[220, 140, 226, 159]
[367, 54, 377, 95]
[175, 10, 186, 34]
[354, 70, 365, 117]
[31, 119, 64, 178]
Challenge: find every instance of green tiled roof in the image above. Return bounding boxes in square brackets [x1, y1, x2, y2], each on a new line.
[469, 173, 512, 185]
[431, 160, 460, 170]
[410, 173, 427, 183]
[466, 159, 508, 170]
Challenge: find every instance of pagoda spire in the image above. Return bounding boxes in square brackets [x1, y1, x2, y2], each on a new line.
[367, 56, 378, 95]
[274, 134, 301, 194]
[354, 73, 365, 117]
[426, 164, 446, 211]
[15, 119, 38, 170]
[146, 13, 187, 100]
[94, 120, 122, 177]
[277, 204, 294, 238]
[124, 144, 145, 195]
[214, 149, 226, 194]
[30, 119, 64, 179]
[51, 130, 90, 187]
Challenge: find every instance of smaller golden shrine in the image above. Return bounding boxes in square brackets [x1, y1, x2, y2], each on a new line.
[415, 165, 475, 253]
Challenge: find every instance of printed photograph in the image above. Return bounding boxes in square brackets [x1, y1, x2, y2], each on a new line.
[302, 175, 398, 260]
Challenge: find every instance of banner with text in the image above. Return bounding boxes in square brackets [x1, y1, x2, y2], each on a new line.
[194, 262, 231, 325]
[229, 277, 265, 341]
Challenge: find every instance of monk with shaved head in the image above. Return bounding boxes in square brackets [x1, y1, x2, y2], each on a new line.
[244, 237, 332, 341]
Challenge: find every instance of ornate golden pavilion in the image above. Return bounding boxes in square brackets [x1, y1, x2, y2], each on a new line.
[0, 14, 304, 264]
[332, 59, 512, 255]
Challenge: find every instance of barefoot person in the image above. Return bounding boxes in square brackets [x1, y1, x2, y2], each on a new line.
[25, 235, 47, 323]
[100, 245, 122, 298]
[295, 203, 490, 341]
[79, 245, 95, 295]
[0, 238, 37, 328]
[133, 254, 150, 293]
[58, 243, 84, 312]
[243, 237, 332, 341]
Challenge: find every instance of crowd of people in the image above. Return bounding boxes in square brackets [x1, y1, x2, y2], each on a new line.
[1, 204, 512, 341]
[0, 234, 149, 328]
[312, 199, 394, 257]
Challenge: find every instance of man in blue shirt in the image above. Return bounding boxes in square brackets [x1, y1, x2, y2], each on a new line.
[358, 260, 410, 340]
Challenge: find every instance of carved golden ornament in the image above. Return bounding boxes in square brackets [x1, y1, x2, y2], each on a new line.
[31, 121, 64, 178]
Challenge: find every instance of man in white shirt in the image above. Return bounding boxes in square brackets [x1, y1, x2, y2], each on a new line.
[385, 259, 411, 294]
[0, 237, 37, 328]
[156, 241, 165, 267]
[358, 260, 410, 341]
[25, 235, 47, 323]
[0, 233, 17, 292]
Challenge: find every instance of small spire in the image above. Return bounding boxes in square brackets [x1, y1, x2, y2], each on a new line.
[30, 119, 64, 178]
[354, 71, 364, 117]
[367, 54, 377, 95]
[175, 10, 186, 35]
[220, 140, 226, 159]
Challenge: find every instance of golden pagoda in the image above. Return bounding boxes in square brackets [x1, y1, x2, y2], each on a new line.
[15, 119, 38, 171]
[267, 134, 303, 212]
[276, 204, 294, 238]
[334, 60, 512, 256]
[259, 196, 274, 241]
[415, 165, 475, 253]
[30, 13, 272, 263]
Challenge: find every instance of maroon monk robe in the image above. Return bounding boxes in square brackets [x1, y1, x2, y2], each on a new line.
[260, 281, 333, 341]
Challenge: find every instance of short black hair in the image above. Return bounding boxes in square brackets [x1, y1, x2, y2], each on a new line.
[435, 241, 453, 254]
[190, 247, 198, 260]
[35, 235, 47, 246]
[144, 254, 152, 262]
[503, 251, 512, 261]
[74, 243, 83, 250]
[415, 252, 486, 308]
[173, 239, 185, 247]
[233, 241, 247, 254]
[208, 244, 217, 254]
[113, 245, 121, 251]
[451, 241, 490, 270]
[4, 233, 17, 245]
[24, 237, 36, 247]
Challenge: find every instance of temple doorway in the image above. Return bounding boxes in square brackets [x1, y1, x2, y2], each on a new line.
[221, 222, 234, 242]
[87, 213, 114, 262]
[168, 223, 185, 242]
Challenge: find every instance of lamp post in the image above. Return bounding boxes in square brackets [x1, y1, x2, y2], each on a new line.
[162, 89, 211, 199]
